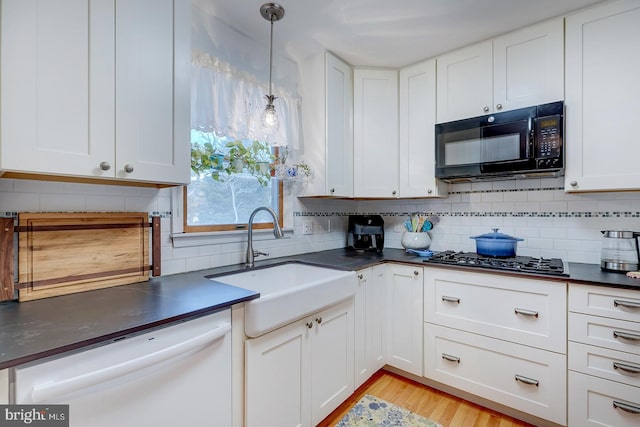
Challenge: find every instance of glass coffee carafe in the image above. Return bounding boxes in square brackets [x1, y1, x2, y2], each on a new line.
[600, 230, 640, 272]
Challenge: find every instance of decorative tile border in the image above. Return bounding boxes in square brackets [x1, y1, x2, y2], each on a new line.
[295, 211, 640, 219]
[1, 211, 172, 219]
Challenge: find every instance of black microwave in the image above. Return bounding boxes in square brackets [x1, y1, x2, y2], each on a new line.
[435, 101, 564, 182]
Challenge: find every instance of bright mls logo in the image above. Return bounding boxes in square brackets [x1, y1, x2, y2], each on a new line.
[0, 405, 68, 426]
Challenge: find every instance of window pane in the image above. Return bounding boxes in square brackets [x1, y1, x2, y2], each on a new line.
[187, 130, 280, 228]
[187, 172, 276, 226]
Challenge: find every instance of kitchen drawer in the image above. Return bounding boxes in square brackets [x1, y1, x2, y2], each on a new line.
[569, 284, 640, 323]
[424, 269, 566, 353]
[424, 323, 566, 425]
[569, 341, 640, 388]
[569, 370, 640, 427]
[569, 312, 640, 355]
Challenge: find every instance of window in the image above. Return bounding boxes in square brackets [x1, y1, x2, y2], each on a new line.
[186, 51, 300, 232]
[185, 129, 283, 232]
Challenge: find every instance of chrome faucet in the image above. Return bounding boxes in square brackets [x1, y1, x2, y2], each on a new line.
[245, 206, 285, 268]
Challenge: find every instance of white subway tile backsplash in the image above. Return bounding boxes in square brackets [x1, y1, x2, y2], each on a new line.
[1, 177, 639, 277]
[40, 193, 86, 211]
[85, 195, 126, 211]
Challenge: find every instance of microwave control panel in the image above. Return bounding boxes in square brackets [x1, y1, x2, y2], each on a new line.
[534, 114, 562, 169]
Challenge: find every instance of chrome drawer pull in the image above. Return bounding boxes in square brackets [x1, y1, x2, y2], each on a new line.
[514, 308, 539, 318]
[614, 299, 640, 309]
[613, 330, 640, 342]
[441, 353, 460, 363]
[442, 296, 461, 304]
[515, 375, 539, 387]
[613, 400, 640, 415]
[613, 361, 640, 375]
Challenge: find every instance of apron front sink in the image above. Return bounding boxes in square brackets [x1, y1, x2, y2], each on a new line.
[210, 262, 357, 337]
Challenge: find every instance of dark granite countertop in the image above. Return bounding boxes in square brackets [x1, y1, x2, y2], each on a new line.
[1, 247, 638, 370]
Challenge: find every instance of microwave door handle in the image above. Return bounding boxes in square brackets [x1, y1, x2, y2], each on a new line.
[527, 117, 534, 159]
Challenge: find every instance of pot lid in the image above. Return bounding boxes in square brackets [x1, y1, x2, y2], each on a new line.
[470, 228, 524, 241]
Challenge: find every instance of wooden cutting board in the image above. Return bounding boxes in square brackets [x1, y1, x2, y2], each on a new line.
[18, 212, 150, 302]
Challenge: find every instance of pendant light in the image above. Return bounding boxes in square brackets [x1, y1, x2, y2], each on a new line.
[260, 3, 285, 134]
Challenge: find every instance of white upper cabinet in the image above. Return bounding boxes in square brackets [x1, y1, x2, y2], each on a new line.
[437, 18, 564, 123]
[114, 0, 190, 185]
[353, 69, 399, 198]
[399, 59, 446, 198]
[325, 52, 354, 197]
[564, 0, 640, 192]
[0, 0, 190, 185]
[436, 41, 493, 123]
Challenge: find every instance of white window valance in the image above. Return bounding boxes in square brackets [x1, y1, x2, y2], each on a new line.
[191, 50, 301, 148]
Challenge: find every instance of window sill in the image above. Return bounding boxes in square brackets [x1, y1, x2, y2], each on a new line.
[171, 227, 294, 248]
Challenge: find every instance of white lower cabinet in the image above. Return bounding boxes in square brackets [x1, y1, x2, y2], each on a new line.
[423, 268, 567, 425]
[569, 371, 640, 427]
[425, 324, 567, 424]
[386, 264, 423, 376]
[568, 284, 640, 426]
[245, 298, 354, 427]
[0, 369, 7, 404]
[354, 265, 386, 388]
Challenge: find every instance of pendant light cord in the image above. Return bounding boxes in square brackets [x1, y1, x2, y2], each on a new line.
[268, 15, 274, 100]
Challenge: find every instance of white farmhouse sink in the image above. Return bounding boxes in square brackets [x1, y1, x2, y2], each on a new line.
[211, 262, 357, 338]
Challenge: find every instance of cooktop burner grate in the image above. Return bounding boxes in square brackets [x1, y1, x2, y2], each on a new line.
[423, 251, 568, 277]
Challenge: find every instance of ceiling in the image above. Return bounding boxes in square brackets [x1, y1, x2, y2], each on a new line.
[196, 0, 604, 68]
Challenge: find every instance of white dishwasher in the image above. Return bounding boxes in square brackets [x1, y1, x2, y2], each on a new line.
[12, 309, 232, 427]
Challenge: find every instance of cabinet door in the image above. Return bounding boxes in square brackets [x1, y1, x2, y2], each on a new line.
[386, 264, 423, 376]
[355, 266, 386, 389]
[0, 369, 7, 404]
[354, 268, 369, 388]
[115, 0, 190, 185]
[353, 69, 399, 197]
[325, 52, 353, 197]
[436, 41, 492, 123]
[310, 299, 354, 425]
[245, 319, 311, 427]
[399, 59, 446, 198]
[367, 265, 387, 374]
[493, 18, 564, 112]
[565, 0, 640, 192]
[0, 0, 115, 177]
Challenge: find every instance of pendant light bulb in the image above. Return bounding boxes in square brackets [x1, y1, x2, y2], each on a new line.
[260, 3, 285, 134]
[262, 99, 279, 133]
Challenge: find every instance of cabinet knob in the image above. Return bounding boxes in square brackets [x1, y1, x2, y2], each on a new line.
[427, 189, 433, 194]
[483, 106, 490, 113]
[315, 317, 322, 324]
[124, 164, 134, 174]
[496, 104, 503, 110]
[99, 161, 111, 171]
[357, 274, 364, 280]
[413, 270, 419, 276]
[330, 188, 335, 194]
[570, 181, 578, 187]
[392, 190, 397, 196]
[306, 322, 313, 329]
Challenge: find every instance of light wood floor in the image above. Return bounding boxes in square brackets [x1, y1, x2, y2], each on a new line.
[317, 370, 535, 427]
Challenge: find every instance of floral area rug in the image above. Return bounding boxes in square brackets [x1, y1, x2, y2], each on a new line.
[335, 394, 443, 427]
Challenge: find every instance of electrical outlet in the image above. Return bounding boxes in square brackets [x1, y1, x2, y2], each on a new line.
[302, 220, 313, 235]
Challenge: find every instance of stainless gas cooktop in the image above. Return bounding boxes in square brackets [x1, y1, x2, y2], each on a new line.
[423, 251, 569, 277]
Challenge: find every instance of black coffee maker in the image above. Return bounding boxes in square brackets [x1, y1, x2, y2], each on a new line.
[347, 215, 384, 253]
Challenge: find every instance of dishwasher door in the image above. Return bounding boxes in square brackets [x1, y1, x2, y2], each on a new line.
[13, 309, 232, 427]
